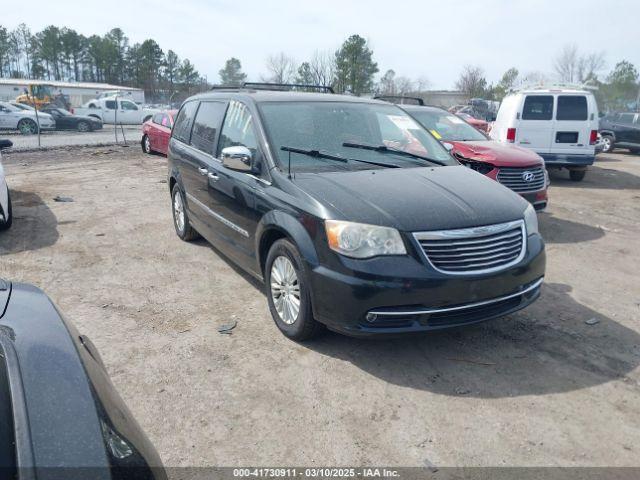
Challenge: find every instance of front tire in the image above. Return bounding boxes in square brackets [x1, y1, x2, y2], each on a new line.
[77, 121, 90, 132]
[569, 169, 587, 182]
[17, 118, 38, 135]
[171, 184, 198, 241]
[142, 134, 152, 154]
[0, 190, 12, 230]
[265, 239, 321, 341]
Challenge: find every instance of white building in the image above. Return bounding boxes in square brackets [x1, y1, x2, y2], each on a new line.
[0, 78, 145, 107]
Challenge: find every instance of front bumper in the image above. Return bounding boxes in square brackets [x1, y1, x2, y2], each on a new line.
[540, 153, 595, 167]
[308, 234, 546, 337]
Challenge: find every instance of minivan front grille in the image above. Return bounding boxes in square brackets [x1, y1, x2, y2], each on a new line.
[497, 166, 546, 192]
[413, 220, 526, 274]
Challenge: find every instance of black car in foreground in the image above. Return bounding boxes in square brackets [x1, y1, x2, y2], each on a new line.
[0, 280, 166, 479]
[40, 107, 103, 132]
[599, 112, 640, 153]
[167, 85, 545, 340]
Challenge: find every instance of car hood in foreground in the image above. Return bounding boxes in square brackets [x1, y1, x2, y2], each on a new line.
[450, 140, 544, 167]
[292, 165, 528, 232]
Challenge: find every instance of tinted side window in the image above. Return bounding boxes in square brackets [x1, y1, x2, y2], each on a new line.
[522, 95, 553, 120]
[190, 101, 227, 155]
[152, 113, 163, 124]
[556, 96, 587, 120]
[618, 113, 635, 125]
[172, 101, 199, 144]
[105, 100, 116, 110]
[217, 101, 259, 156]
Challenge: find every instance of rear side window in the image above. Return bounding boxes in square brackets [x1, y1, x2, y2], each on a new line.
[618, 113, 635, 125]
[522, 96, 553, 120]
[556, 96, 587, 121]
[105, 100, 116, 110]
[172, 101, 199, 144]
[190, 102, 227, 155]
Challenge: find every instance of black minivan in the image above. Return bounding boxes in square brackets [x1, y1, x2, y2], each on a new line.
[167, 86, 545, 340]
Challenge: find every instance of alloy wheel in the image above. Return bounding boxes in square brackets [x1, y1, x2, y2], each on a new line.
[144, 136, 151, 153]
[173, 191, 185, 233]
[270, 256, 301, 325]
[602, 137, 611, 152]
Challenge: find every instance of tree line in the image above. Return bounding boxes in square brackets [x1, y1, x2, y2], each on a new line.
[0, 24, 204, 101]
[1, 24, 638, 112]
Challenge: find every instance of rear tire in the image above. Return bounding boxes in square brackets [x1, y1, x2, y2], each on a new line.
[17, 118, 38, 135]
[630, 148, 640, 155]
[569, 169, 586, 182]
[171, 184, 198, 241]
[77, 121, 90, 132]
[601, 135, 614, 153]
[265, 239, 322, 341]
[0, 190, 12, 230]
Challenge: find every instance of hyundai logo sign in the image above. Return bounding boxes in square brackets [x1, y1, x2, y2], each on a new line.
[522, 171, 535, 182]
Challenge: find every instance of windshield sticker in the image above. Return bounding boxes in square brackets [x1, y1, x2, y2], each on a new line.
[430, 129, 442, 140]
[388, 115, 420, 130]
[447, 115, 465, 124]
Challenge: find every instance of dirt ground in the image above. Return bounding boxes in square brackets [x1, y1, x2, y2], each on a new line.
[0, 145, 639, 468]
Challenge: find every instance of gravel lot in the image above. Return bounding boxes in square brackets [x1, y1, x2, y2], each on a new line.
[0, 146, 639, 469]
[3, 124, 140, 150]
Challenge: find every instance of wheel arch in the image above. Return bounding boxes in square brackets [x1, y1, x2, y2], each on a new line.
[600, 130, 615, 141]
[256, 211, 319, 277]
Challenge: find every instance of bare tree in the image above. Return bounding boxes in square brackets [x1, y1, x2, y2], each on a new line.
[414, 75, 431, 92]
[577, 52, 606, 83]
[519, 70, 548, 86]
[264, 52, 296, 84]
[379, 69, 397, 94]
[554, 44, 579, 82]
[455, 65, 487, 98]
[395, 76, 414, 95]
[309, 50, 335, 87]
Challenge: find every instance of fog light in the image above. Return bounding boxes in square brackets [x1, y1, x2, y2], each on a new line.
[365, 313, 378, 323]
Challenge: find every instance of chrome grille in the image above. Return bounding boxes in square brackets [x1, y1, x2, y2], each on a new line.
[414, 220, 526, 274]
[497, 166, 545, 192]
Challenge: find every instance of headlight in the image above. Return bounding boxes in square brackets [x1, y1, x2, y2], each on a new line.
[325, 220, 406, 258]
[523, 204, 538, 235]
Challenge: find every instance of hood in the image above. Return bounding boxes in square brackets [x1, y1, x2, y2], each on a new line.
[450, 140, 544, 167]
[292, 165, 528, 232]
[77, 115, 102, 123]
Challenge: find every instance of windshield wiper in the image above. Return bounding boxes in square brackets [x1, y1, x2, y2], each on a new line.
[280, 146, 400, 169]
[342, 142, 447, 166]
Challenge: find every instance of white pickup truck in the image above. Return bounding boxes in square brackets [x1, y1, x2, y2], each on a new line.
[73, 97, 159, 125]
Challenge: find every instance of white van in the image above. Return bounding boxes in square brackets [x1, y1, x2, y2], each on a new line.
[490, 87, 599, 181]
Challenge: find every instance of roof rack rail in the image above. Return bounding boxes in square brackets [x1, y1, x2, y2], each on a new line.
[242, 82, 335, 93]
[373, 95, 424, 106]
[516, 82, 599, 92]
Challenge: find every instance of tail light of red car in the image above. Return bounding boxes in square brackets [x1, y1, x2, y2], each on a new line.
[506, 128, 516, 143]
[589, 130, 598, 145]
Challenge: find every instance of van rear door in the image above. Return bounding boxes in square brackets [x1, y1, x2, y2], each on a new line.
[517, 95, 554, 154]
[553, 94, 591, 154]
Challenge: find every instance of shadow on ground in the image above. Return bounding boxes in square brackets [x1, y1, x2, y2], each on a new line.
[538, 212, 605, 244]
[0, 190, 59, 255]
[549, 164, 640, 190]
[303, 282, 639, 398]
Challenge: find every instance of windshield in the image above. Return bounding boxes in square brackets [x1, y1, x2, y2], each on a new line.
[259, 101, 455, 173]
[409, 109, 487, 142]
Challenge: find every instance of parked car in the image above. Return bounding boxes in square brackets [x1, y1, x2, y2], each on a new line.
[142, 110, 178, 155]
[0, 101, 56, 134]
[0, 139, 12, 230]
[457, 112, 489, 132]
[0, 280, 167, 478]
[74, 96, 159, 125]
[167, 88, 545, 340]
[598, 112, 640, 154]
[490, 87, 599, 181]
[40, 106, 104, 132]
[401, 105, 548, 210]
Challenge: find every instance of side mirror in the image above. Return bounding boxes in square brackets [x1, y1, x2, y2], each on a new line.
[221, 146, 253, 172]
[0, 139, 13, 150]
[442, 142, 454, 152]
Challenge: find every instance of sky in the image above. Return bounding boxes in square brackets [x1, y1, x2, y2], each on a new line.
[3, 0, 639, 89]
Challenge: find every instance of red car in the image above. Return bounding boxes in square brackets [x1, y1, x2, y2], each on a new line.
[141, 110, 177, 156]
[402, 105, 548, 210]
[456, 112, 489, 132]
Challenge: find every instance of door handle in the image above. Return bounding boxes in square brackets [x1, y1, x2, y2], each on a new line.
[198, 167, 208, 175]
[207, 172, 219, 181]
